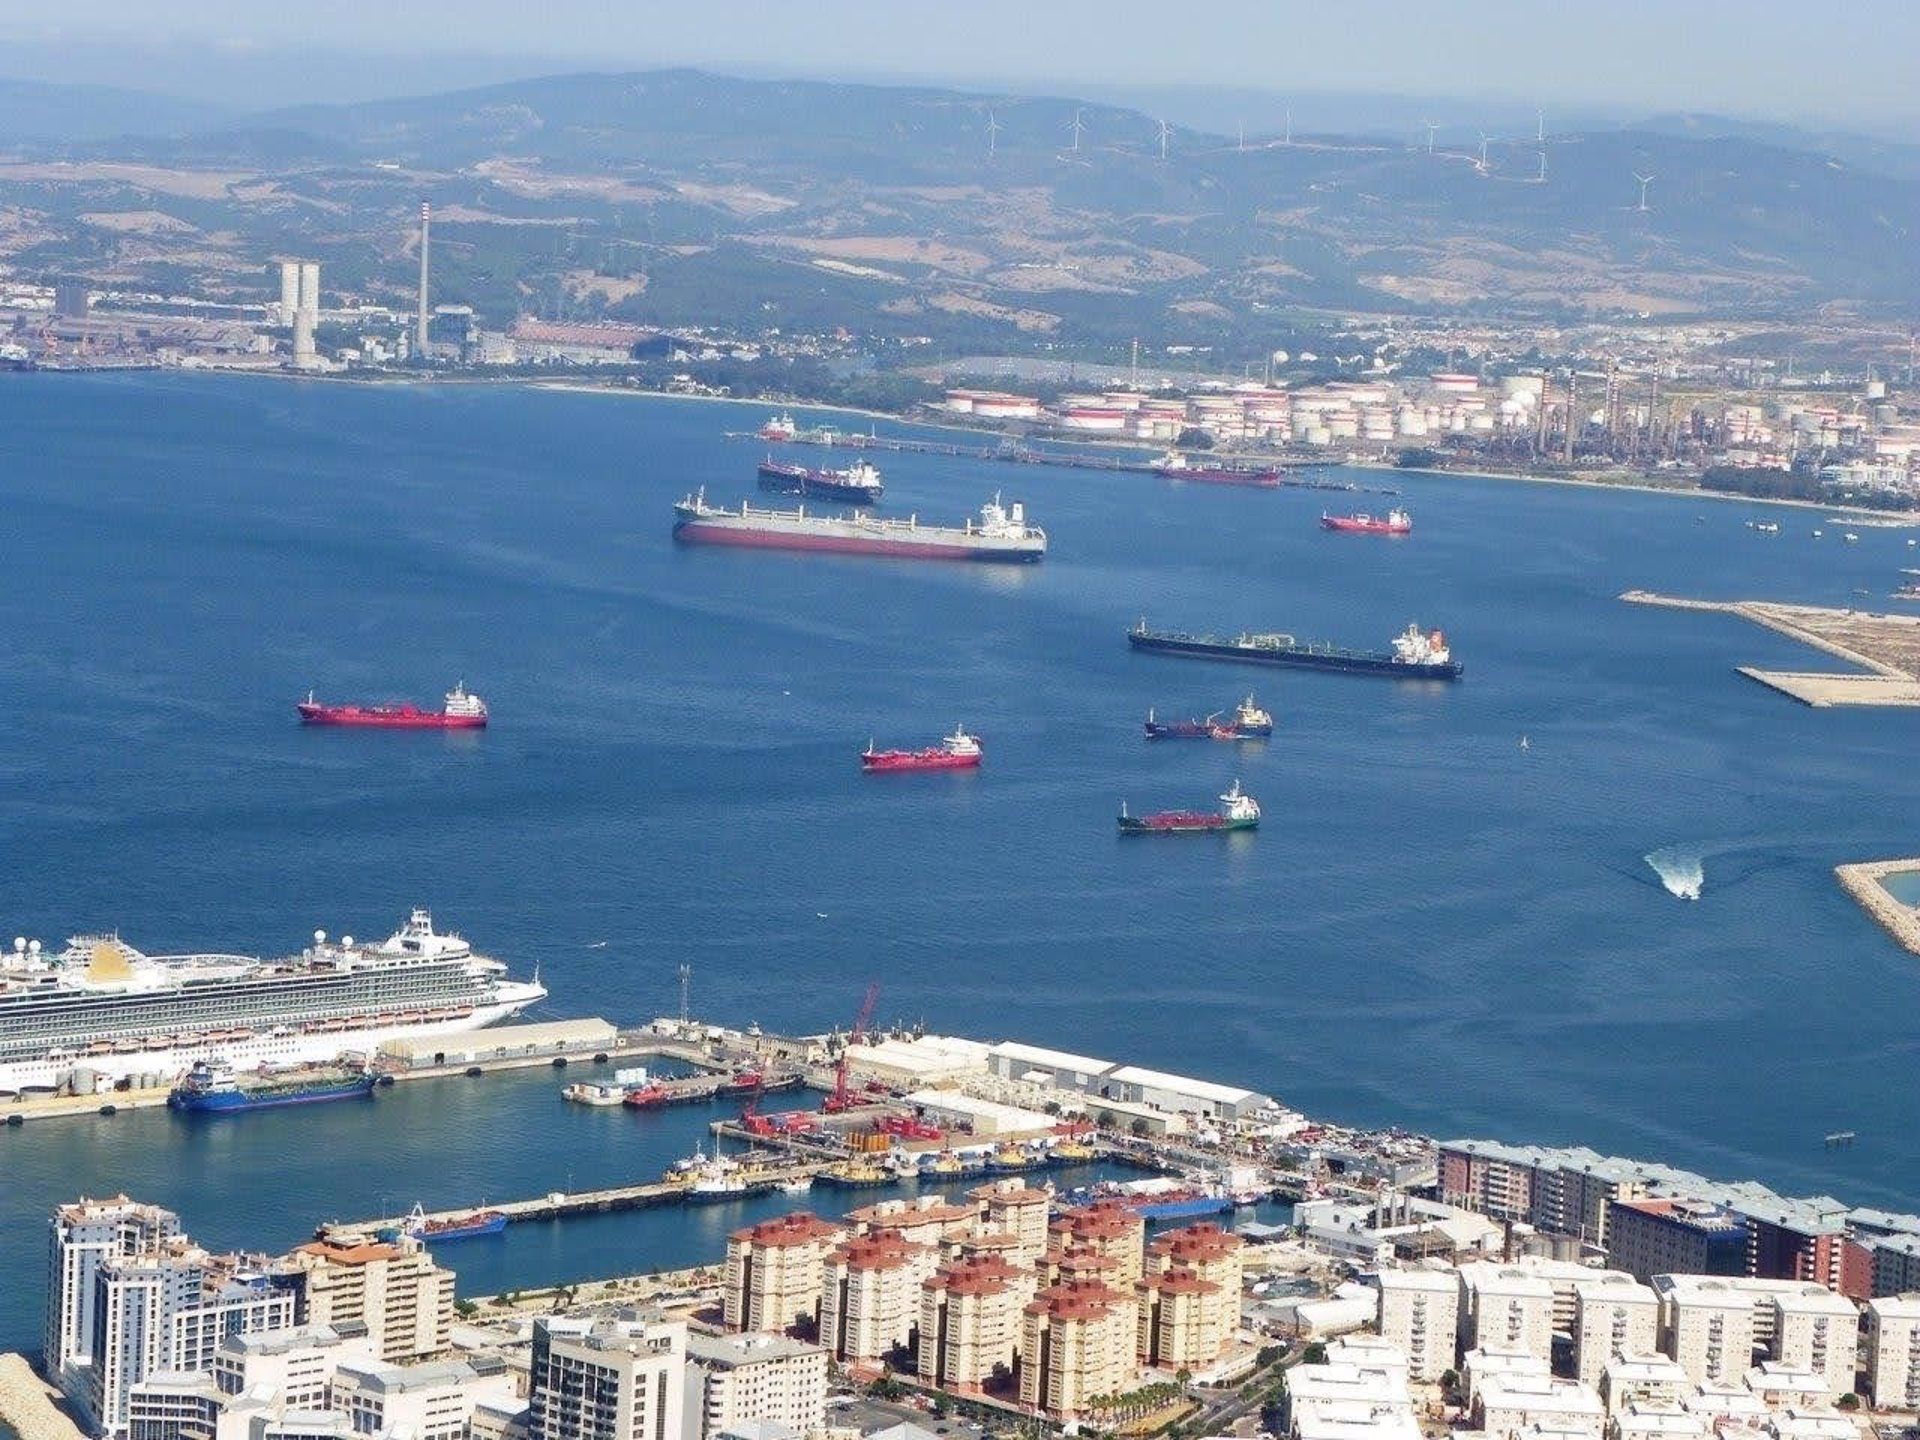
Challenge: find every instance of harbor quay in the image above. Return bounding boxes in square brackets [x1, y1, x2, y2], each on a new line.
[17, 1014, 1920, 1440]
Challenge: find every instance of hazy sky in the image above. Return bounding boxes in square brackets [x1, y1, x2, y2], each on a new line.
[5, 0, 1919, 127]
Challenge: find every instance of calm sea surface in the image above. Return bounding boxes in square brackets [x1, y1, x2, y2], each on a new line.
[2, 372, 1918, 1349]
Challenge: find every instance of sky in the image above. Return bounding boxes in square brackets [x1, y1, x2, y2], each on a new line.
[3, 0, 1918, 131]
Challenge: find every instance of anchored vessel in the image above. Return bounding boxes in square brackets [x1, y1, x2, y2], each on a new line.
[167, 1059, 376, 1114]
[862, 727, 983, 772]
[757, 457, 884, 504]
[673, 490, 1046, 562]
[1155, 451, 1281, 488]
[1143, 696, 1273, 741]
[759, 412, 798, 442]
[1321, 508, 1412, 534]
[0, 909, 545, 1095]
[1129, 619, 1462, 680]
[1119, 780, 1261, 835]
[298, 683, 488, 729]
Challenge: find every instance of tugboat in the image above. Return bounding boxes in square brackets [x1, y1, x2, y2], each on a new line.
[1321, 508, 1412, 534]
[757, 457, 884, 504]
[297, 683, 489, 729]
[862, 727, 983, 772]
[816, 1157, 892, 1189]
[1118, 780, 1261, 835]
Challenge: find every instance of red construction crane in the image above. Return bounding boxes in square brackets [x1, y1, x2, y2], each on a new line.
[823, 981, 879, 1114]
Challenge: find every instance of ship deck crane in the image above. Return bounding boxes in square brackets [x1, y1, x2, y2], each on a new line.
[823, 981, 879, 1114]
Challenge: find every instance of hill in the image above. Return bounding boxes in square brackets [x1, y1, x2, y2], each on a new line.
[1, 68, 1913, 341]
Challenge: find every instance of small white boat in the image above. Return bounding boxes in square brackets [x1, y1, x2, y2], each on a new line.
[563, 1082, 626, 1106]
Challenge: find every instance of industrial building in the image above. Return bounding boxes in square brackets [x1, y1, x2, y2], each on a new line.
[376, 1018, 617, 1069]
[899, 1090, 1054, 1139]
[982, 1041, 1273, 1123]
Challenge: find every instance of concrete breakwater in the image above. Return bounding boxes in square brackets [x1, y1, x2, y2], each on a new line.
[1835, 859, 1920, 956]
[0, 1354, 84, 1440]
[1621, 591, 1920, 706]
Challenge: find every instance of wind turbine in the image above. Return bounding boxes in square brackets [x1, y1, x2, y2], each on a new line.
[1476, 132, 1491, 173]
[1536, 148, 1547, 183]
[1422, 120, 1439, 154]
[1156, 117, 1171, 162]
[1633, 172, 1654, 211]
[1536, 108, 1545, 144]
[986, 108, 1002, 159]
[1069, 108, 1085, 153]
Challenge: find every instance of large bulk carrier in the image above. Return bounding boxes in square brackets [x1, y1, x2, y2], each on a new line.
[0, 910, 544, 1095]
[673, 490, 1046, 562]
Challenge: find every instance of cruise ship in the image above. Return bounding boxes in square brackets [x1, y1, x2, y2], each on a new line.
[0, 910, 545, 1095]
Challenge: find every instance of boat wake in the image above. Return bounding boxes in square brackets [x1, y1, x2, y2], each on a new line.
[1644, 846, 1705, 901]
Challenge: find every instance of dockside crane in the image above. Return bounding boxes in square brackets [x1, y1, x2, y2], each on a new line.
[823, 981, 879, 1113]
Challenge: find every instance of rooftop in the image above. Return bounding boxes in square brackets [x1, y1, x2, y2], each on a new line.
[986, 1039, 1113, 1074]
[1102, 1064, 1271, 1107]
[687, 1332, 823, 1367]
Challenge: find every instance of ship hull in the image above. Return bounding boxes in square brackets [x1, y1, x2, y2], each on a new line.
[1118, 815, 1258, 835]
[415, 1215, 507, 1242]
[862, 752, 982, 772]
[756, 465, 882, 505]
[1157, 467, 1280, 488]
[674, 519, 1042, 563]
[0, 993, 539, 1096]
[1320, 516, 1410, 534]
[168, 1077, 376, 1114]
[297, 705, 486, 729]
[1143, 722, 1213, 740]
[1129, 631, 1461, 680]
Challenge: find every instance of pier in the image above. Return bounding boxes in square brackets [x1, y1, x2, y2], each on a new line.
[1621, 590, 1920, 706]
[318, 1158, 829, 1241]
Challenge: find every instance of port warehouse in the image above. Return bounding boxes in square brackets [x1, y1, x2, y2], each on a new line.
[375, 1019, 619, 1069]
[983, 1040, 1274, 1122]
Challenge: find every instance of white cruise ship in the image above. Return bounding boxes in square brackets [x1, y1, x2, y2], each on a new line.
[0, 910, 545, 1094]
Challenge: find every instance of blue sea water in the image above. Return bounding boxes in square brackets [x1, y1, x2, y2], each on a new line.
[2, 372, 1919, 1349]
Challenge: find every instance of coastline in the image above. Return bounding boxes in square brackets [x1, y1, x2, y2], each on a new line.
[24, 367, 1915, 522]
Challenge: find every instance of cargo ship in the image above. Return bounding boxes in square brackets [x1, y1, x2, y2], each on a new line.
[759, 412, 798, 442]
[1129, 619, 1462, 680]
[297, 683, 488, 729]
[1321, 508, 1411, 534]
[673, 490, 1046, 563]
[397, 1202, 506, 1242]
[757, 457, 884, 504]
[167, 1060, 376, 1114]
[0, 910, 544, 1096]
[1155, 451, 1281, 488]
[862, 727, 982, 772]
[1118, 781, 1261, 835]
[1143, 695, 1273, 740]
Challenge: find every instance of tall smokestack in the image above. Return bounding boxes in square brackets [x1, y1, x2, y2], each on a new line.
[416, 202, 431, 357]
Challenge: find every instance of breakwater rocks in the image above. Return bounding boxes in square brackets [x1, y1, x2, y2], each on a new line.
[1835, 859, 1920, 955]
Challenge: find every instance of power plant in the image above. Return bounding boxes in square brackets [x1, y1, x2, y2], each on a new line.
[416, 202, 431, 358]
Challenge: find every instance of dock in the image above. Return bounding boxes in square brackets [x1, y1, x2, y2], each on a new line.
[1621, 590, 1920, 706]
[1835, 858, 1920, 955]
[316, 1157, 829, 1242]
